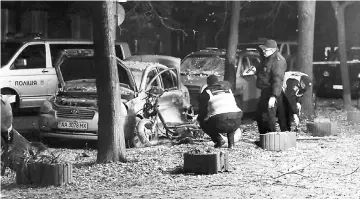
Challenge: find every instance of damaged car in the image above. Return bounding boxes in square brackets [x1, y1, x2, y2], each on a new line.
[181, 48, 261, 119]
[38, 49, 194, 147]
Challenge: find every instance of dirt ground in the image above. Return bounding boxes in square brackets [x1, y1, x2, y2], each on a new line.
[2, 99, 360, 199]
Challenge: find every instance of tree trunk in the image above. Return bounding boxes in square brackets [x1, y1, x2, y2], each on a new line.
[297, 1, 316, 118]
[224, 1, 240, 91]
[331, 1, 352, 110]
[92, 1, 127, 163]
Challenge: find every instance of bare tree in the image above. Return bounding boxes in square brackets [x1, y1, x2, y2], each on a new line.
[92, 1, 127, 163]
[297, 1, 316, 118]
[331, 1, 354, 110]
[224, 1, 241, 91]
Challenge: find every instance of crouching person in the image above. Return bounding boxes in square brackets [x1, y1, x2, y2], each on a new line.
[279, 71, 312, 131]
[197, 75, 243, 149]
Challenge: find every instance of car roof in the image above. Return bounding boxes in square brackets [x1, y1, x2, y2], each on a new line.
[184, 48, 259, 58]
[2, 37, 127, 45]
[124, 60, 168, 71]
[56, 49, 167, 71]
[238, 41, 298, 45]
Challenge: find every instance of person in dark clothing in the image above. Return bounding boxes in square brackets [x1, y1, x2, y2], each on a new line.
[197, 75, 243, 148]
[280, 71, 312, 131]
[255, 39, 287, 134]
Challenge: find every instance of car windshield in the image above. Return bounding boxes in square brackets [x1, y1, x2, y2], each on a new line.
[1, 42, 22, 66]
[128, 69, 143, 90]
[181, 55, 225, 75]
[59, 56, 133, 89]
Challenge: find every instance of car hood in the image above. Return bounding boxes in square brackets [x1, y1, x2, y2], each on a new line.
[59, 79, 136, 103]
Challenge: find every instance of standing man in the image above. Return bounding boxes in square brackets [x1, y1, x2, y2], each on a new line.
[256, 39, 287, 134]
[280, 71, 312, 131]
[197, 75, 243, 148]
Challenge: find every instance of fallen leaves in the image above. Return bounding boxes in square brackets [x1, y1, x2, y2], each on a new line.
[2, 99, 360, 198]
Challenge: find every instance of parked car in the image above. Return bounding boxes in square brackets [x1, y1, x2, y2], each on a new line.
[0, 35, 131, 112]
[180, 48, 261, 119]
[38, 49, 193, 147]
[313, 46, 360, 98]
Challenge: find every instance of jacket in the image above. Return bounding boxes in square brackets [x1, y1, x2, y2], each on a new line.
[197, 81, 241, 122]
[256, 51, 287, 97]
[282, 71, 311, 114]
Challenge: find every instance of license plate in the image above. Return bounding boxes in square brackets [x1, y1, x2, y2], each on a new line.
[333, 85, 343, 90]
[58, 121, 88, 130]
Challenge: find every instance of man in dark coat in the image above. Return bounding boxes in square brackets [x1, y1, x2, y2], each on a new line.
[197, 75, 243, 148]
[280, 71, 312, 131]
[255, 39, 287, 134]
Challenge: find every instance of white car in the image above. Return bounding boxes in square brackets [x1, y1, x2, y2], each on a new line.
[0, 36, 130, 112]
[38, 49, 193, 147]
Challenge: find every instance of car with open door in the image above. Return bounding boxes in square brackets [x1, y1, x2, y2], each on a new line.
[180, 48, 261, 119]
[38, 49, 193, 147]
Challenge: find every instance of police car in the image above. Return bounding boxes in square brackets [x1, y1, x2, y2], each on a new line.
[0, 35, 131, 113]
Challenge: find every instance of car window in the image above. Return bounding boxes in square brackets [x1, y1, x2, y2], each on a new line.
[241, 56, 260, 76]
[242, 57, 251, 71]
[146, 69, 159, 87]
[11, 44, 46, 70]
[160, 68, 178, 90]
[181, 55, 225, 75]
[1, 42, 22, 66]
[118, 64, 132, 90]
[249, 56, 261, 67]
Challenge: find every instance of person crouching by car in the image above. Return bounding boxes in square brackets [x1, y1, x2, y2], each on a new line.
[279, 71, 312, 131]
[197, 75, 243, 149]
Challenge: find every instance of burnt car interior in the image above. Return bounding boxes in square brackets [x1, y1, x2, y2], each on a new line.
[59, 56, 134, 91]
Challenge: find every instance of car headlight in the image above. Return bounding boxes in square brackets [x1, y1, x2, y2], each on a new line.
[358, 73, 360, 78]
[39, 100, 54, 114]
[323, 71, 330, 77]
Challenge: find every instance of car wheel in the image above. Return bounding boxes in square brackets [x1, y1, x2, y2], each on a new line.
[134, 118, 158, 147]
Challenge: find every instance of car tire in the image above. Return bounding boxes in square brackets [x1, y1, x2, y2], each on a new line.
[134, 118, 154, 147]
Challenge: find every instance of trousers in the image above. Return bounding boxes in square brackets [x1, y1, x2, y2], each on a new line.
[256, 88, 291, 134]
[200, 112, 243, 144]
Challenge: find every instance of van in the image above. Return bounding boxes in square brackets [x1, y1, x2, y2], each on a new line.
[0, 37, 131, 112]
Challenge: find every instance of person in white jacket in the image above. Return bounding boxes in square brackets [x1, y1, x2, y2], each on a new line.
[197, 75, 243, 148]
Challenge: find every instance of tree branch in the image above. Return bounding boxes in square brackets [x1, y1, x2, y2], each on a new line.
[267, 2, 283, 28]
[148, 2, 188, 36]
[125, 2, 139, 16]
[214, 1, 228, 46]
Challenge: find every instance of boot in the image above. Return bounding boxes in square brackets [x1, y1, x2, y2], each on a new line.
[227, 133, 235, 149]
[214, 136, 225, 148]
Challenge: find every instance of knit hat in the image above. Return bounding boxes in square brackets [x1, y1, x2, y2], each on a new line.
[207, 75, 218, 86]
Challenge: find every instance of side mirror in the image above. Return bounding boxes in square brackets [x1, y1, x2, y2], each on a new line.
[242, 66, 256, 76]
[14, 58, 27, 68]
